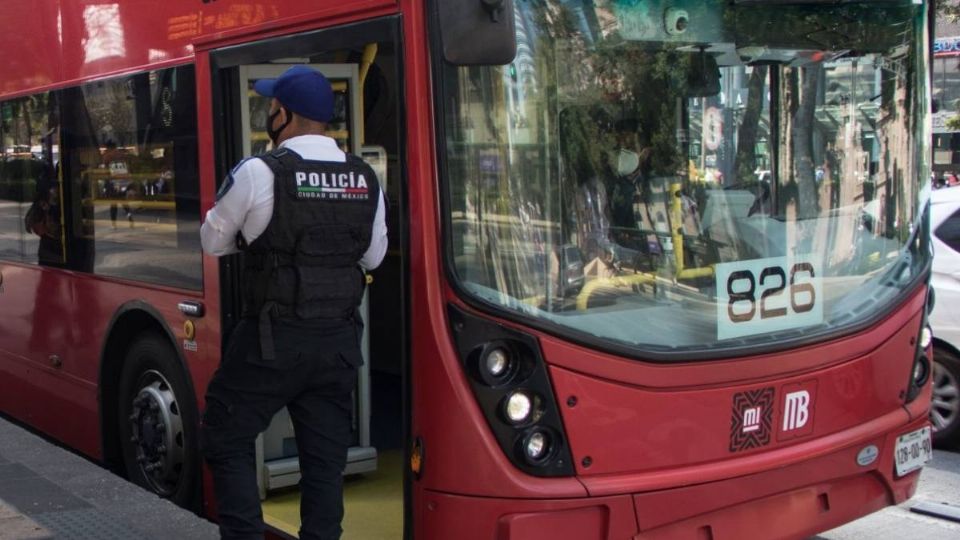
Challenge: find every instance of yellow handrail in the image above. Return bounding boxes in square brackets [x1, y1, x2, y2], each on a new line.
[576, 272, 656, 311]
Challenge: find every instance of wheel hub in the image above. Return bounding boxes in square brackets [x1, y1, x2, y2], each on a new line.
[931, 361, 960, 433]
[127, 370, 185, 496]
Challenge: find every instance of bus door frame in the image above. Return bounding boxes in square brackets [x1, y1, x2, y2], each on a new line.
[195, 11, 410, 535]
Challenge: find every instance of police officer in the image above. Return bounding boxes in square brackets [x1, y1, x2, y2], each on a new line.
[199, 65, 387, 540]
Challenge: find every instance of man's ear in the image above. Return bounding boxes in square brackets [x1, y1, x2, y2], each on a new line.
[281, 106, 294, 125]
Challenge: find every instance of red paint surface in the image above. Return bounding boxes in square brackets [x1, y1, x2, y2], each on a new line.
[549, 296, 924, 480]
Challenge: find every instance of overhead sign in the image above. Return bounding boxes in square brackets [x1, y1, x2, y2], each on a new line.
[934, 36, 960, 56]
[703, 107, 723, 151]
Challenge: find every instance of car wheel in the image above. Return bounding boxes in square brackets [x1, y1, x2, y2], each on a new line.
[931, 346, 960, 448]
[117, 332, 201, 510]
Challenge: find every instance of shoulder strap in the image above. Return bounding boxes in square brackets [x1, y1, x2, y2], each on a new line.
[258, 147, 302, 176]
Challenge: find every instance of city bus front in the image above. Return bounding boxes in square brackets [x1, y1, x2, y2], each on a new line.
[421, 1, 933, 538]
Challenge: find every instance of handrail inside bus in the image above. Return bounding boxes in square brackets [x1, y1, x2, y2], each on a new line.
[576, 181, 715, 311]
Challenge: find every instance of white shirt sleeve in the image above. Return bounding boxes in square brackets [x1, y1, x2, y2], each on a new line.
[201, 158, 264, 256]
[359, 189, 388, 270]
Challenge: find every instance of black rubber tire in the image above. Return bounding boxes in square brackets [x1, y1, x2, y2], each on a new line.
[931, 346, 960, 449]
[117, 332, 201, 511]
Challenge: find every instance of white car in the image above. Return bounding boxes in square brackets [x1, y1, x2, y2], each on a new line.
[929, 187, 960, 448]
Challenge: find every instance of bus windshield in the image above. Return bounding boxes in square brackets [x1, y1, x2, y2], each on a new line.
[438, 0, 930, 358]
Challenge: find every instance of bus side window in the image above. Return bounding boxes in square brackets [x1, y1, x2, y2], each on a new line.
[0, 94, 64, 267]
[59, 66, 202, 290]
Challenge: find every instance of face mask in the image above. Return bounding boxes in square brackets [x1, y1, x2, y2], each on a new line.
[610, 149, 640, 177]
[266, 107, 292, 146]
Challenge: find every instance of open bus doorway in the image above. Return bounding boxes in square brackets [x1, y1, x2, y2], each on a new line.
[211, 17, 407, 539]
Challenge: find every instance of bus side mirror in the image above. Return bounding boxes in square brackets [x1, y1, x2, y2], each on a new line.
[436, 0, 517, 65]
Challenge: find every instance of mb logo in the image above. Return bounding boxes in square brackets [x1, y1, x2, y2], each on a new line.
[782, 390, 810, 431]
[778, 381, 817, 441]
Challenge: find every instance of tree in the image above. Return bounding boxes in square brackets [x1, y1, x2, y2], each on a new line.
[938, 1, 960, 21]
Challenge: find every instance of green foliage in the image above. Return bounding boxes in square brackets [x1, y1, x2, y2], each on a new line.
[938, 0, 960, 21]
[946, 114, 960, 131]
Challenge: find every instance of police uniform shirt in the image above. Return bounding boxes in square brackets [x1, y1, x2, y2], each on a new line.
[200, 134, 387, 270]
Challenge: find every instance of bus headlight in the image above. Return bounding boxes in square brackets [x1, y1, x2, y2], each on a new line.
[504, 391, 533, 424]
[474, 343, 522, 387]
[484, 347, 510, 378]
[451, 305, 575, 477]
[920, 326, 932, 350]
[913, 355, 930, 386]
[906, 312, 933, 403]
[524, 430, 550, 462]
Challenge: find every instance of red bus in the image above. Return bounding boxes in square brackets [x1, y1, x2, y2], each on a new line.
[0, 1, 935, 538]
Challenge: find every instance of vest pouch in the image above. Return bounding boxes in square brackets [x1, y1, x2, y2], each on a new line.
[296, 225, 362, 267]
[294, 266, 363, 320]
[292, 225, 364, 319]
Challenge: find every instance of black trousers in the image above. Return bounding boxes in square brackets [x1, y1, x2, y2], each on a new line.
[201, 318, 360, 540]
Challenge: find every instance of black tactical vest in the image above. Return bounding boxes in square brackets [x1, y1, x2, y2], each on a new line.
[241, 147, 380, 359]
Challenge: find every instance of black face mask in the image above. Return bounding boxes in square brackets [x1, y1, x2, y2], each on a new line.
[266, 106, 292, 146]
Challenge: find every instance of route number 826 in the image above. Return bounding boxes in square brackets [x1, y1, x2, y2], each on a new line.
[726, 263, 816, 323]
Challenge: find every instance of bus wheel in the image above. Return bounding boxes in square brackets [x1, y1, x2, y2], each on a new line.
[932, 347, 960, 449]
[117, 333, 200, 510]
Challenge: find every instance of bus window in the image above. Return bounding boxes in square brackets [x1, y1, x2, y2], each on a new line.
[439, 0, 929, 356]
[0, 93, 64, 267]
[61, 65, 202, 290]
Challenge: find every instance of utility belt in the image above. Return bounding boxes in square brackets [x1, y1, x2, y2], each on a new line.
[255, 299, 362, 362]
[245, 256, 366, 361]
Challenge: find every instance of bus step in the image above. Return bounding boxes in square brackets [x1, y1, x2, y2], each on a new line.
[262, 446, 378, 493]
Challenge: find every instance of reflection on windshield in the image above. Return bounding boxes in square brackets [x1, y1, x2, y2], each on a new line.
[441, 0, 929, 355]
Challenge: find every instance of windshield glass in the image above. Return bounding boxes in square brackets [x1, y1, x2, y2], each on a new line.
[438, 0, 930, 358]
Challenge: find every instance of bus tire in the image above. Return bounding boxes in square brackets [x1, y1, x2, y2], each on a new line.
[117, 332, 201, 511]
[932, 346, 960, 449]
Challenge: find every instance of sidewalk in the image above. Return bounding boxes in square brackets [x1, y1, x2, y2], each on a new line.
[0, 414, 218, 540]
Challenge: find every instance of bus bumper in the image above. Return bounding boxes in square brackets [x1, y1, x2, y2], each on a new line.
[416, 415, 928, 540]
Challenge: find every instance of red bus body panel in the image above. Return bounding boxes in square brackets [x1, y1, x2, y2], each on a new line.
[413, 291, 929, 539]
[0, 1, 398, 97]
[416, 417, 927, 540]
[555, 302, 923, 482]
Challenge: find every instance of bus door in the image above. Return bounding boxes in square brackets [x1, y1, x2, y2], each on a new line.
[209, 15, 407, 538]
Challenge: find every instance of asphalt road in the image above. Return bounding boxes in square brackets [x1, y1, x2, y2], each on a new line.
[816, 449, 960, 539]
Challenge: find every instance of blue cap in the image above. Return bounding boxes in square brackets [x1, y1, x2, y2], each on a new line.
[254, 65, 334, 123]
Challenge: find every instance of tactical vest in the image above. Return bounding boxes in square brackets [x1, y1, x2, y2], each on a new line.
[241, 147, 380, 359]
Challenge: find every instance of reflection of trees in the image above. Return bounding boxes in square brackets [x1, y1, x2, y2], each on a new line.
[734, 66, 767, 183]
[2, 95, 53, 151]
[83, 82, 135, 144]
[790, 66, 822, 219]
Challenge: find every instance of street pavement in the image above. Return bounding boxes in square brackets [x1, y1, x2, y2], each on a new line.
[0, 414, 217, 540]
[816, 449, 960, 540]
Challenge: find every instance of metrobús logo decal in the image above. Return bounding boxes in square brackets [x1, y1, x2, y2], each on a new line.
[729, 387, 774, 453]
[778, 380, 817, 441]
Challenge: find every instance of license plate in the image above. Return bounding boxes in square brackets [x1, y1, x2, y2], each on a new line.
[894, 427, 932, 477]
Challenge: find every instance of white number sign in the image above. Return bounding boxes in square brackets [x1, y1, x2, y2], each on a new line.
[716, 255, 823, 340]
